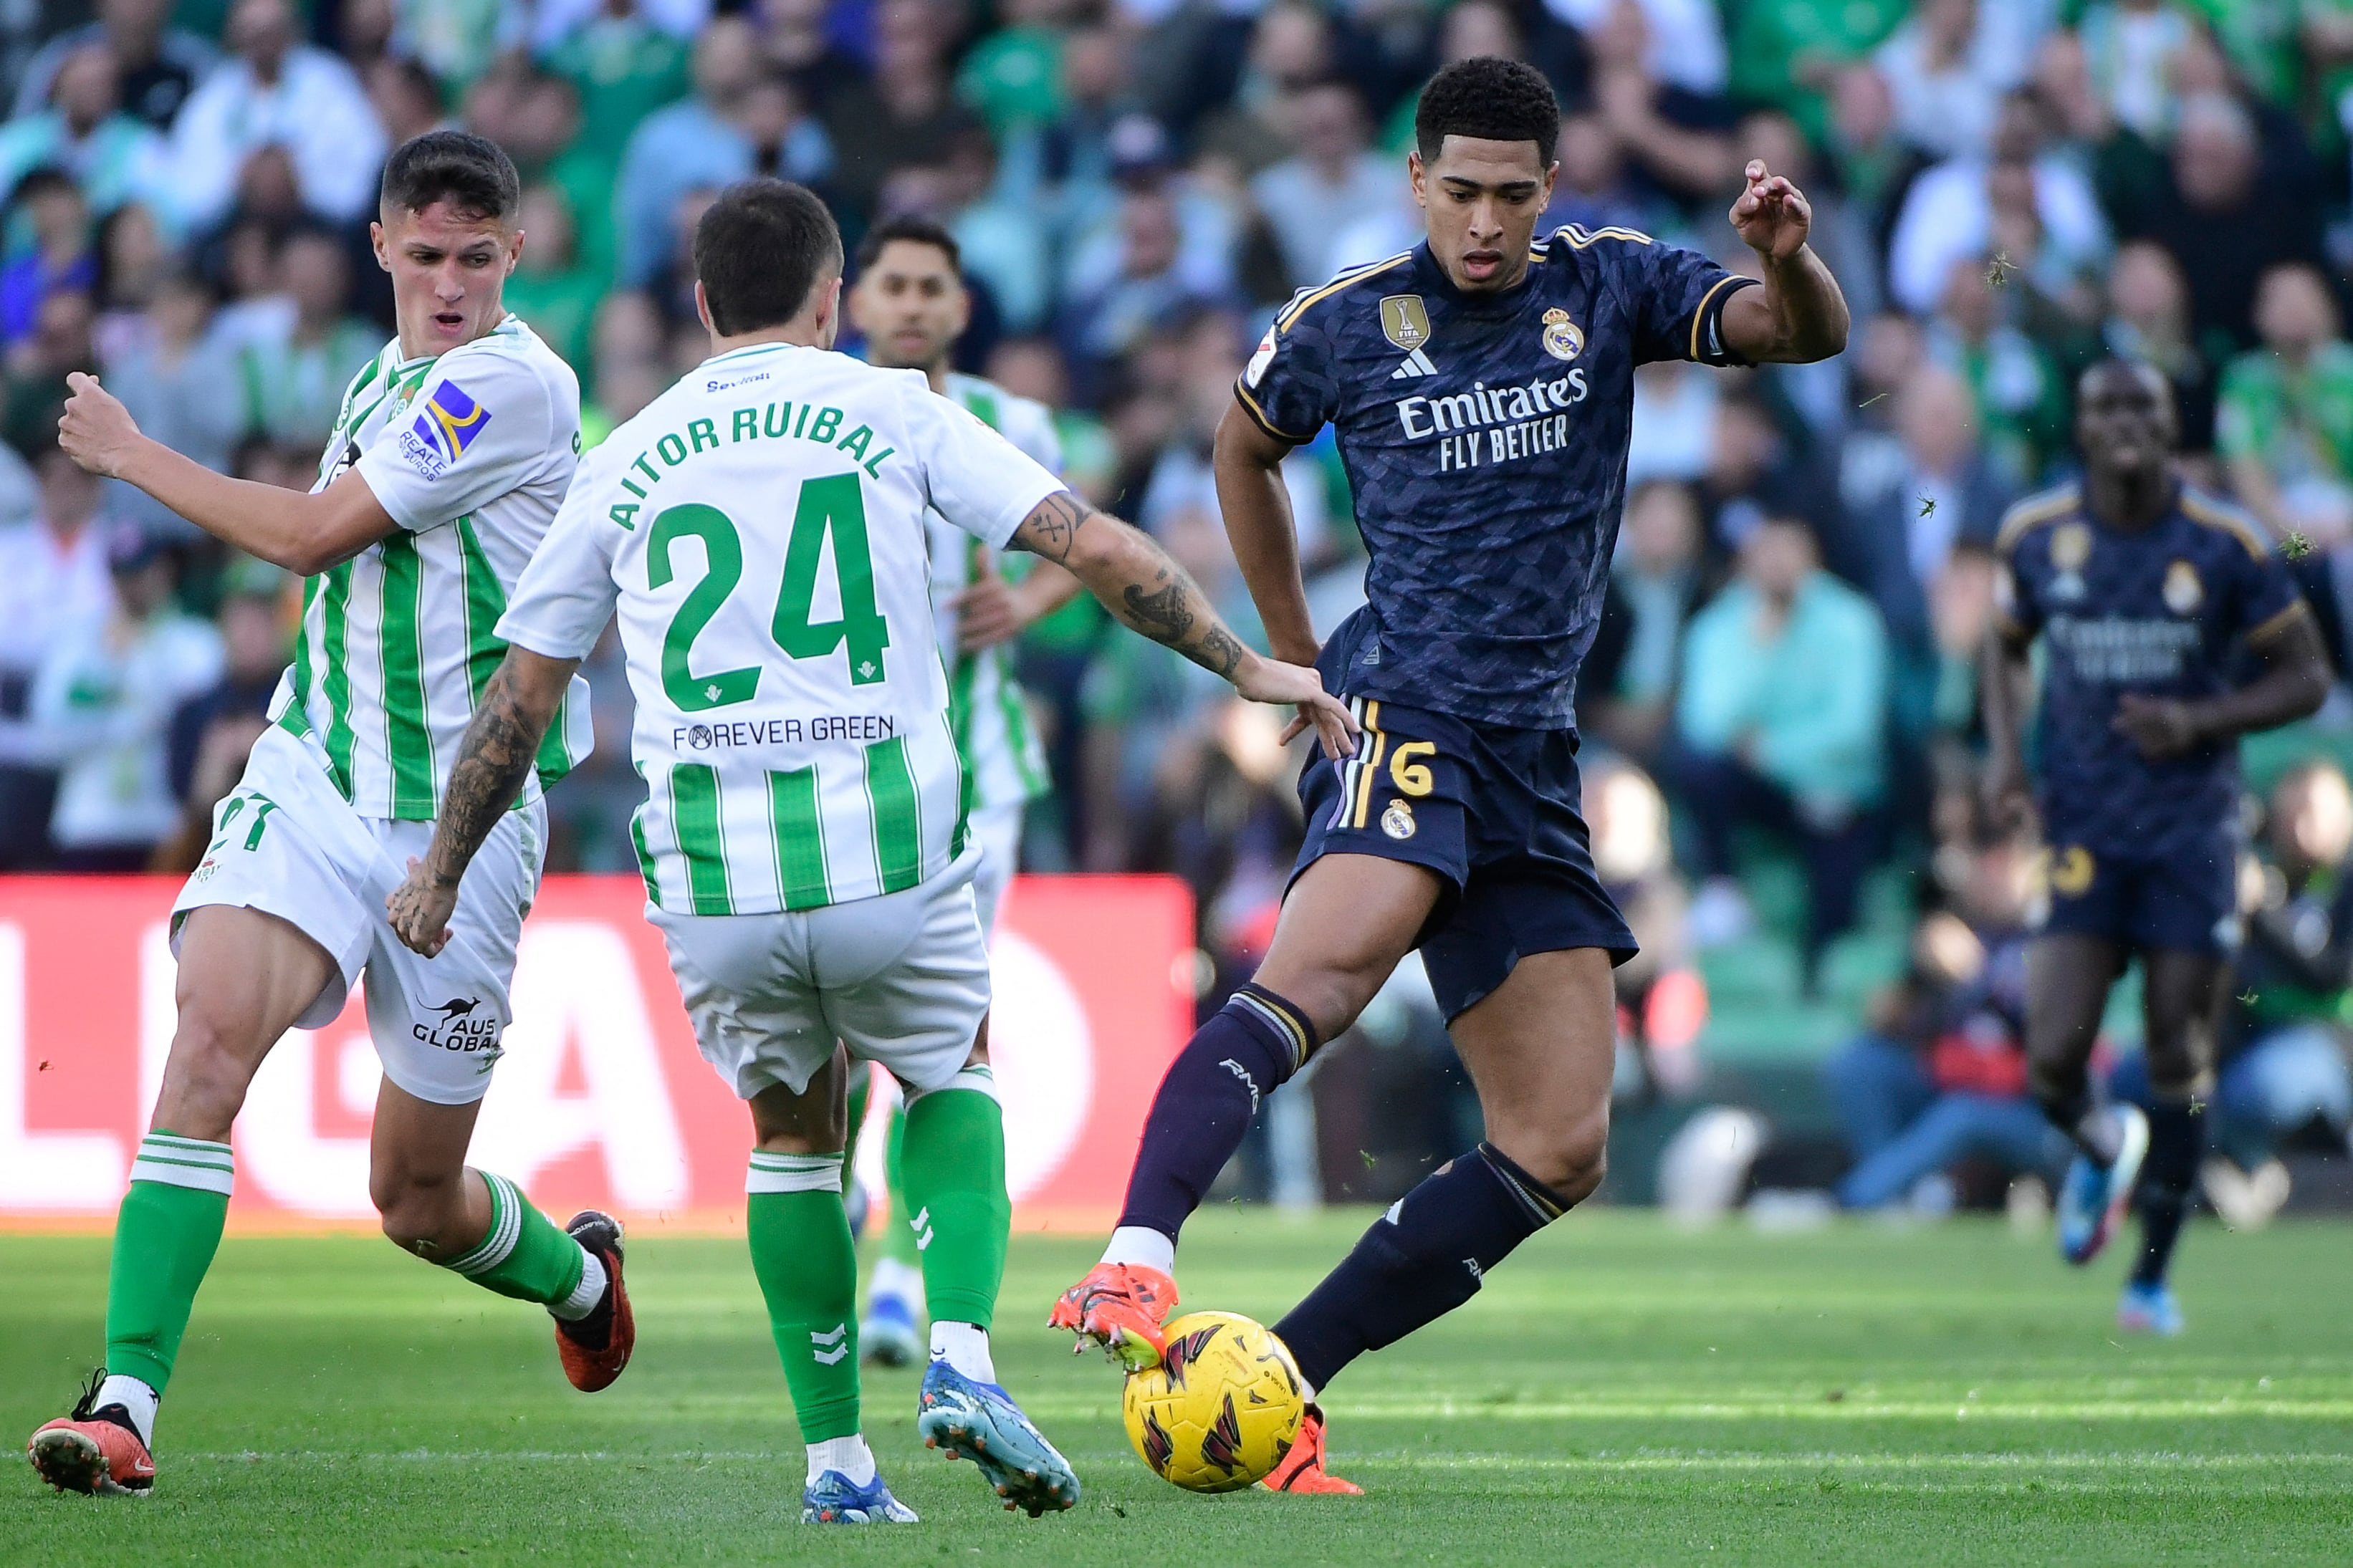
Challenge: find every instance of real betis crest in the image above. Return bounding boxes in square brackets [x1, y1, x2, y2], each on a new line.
[1380, 294, 1432, 351]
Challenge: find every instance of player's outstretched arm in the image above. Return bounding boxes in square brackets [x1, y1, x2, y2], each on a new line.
[1008, 489, 1358, 760]
[386, 647, 579, 956]
[59, 372, 395, 574]
[2112, 611, 2332, 761]
[1719, 160, 1850, 365]
[1980, 627, 2037, 835]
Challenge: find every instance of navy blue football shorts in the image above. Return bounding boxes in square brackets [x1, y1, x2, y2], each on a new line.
[1291, 694, 1638, 1021]
[2033, 827, 2241, 958]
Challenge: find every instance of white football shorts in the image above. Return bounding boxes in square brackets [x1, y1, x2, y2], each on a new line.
[651, 845, 992, 1101]
[173, 725, 545, 1105]
[967, 798, 1023, 938]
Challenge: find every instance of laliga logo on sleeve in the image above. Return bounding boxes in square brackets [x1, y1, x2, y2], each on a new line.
[1245, 327, 1276, 390]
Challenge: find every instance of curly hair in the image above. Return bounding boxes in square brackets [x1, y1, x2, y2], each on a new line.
[1413, 57, 1561, 168]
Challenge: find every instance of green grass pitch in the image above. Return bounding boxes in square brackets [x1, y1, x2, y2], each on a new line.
[4, 1211, 2350, 1564]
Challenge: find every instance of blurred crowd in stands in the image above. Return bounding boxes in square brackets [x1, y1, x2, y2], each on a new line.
[0, 0, 2347, 1213]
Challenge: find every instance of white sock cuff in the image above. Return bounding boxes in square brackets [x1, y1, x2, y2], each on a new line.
[906, 1063, 998, 1105]
[747, 1150, 843, 1194]
[97, 1374, 159, 1448]
[444, 1173, 521, 1276]
[550, 1247, 608, 1321]
[1102, 1224, 1176, 1276]
[129, 1133, 234, 1196]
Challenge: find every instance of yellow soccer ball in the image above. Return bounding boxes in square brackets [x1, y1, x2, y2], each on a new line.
[1121, 1311, 1307, 1493]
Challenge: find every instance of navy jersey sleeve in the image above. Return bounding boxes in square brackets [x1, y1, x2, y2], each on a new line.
[1235, 301, 1338, 444]
[1619, 239, 1758, 368]
[1993, 524, 2044, 642]
[2228, 526, 2309, 648]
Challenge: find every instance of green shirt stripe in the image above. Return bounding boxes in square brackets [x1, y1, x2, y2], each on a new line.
[377, 532, 435, 819]
[864, 736, 924, 894]
[318, 561, 357, 794]
[768, 766, 831, 910]
[631, 804, 663, 909]
[454, 515, 506, 703]
[670, 764, 734, 915]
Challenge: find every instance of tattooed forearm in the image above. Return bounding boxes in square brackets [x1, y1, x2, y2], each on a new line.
[1010, 490, 1092, 564]
[1121, 574, 1194, 643]
[1050, 502, 1257, 680]
[425, 655, 563, 888]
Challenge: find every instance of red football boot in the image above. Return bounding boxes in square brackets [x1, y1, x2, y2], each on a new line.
[1261, 1403, 1361, 1495]
[1046, 1261, 1177, 1370]
[28, 1372, 156, 1497]
[554, 1211, 635, 1393]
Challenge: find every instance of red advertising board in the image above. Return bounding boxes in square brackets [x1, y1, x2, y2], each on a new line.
[0, 875, 1190, 1229]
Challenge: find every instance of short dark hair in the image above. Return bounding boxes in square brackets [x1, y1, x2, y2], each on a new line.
[1414, 57, 1561, 168]
[694, 178, 843, 336]
[853, 213, 961, 276]
[380, 130, 521, 223]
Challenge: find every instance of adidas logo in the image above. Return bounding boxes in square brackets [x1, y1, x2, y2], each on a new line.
[811, 1322, 848, 1365]
[1389, 347, 1436, 380]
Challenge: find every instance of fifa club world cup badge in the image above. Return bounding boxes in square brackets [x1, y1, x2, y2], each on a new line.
[2050, 521, 2091, 602]
[1541, 307, 1585, 362]
[1380, 295, 1432, 351]
[2163, 559, 2204, 615]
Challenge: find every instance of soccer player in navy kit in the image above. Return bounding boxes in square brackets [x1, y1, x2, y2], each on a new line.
[1050, 57, 1849, 1490]
[1984, 360, 2329, 1337]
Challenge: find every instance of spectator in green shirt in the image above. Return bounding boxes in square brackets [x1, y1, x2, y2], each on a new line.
[2216, 261, 2353, 547]
[540, 0, 691, 168]
[502, 183, 603, 382]
[1729, 0, 1909, 147]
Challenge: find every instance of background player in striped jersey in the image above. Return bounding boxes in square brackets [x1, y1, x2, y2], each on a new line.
[384, 179, 1354, 1524]
[843, 216, 1081, 1367]
[28, 132, 628, 1499]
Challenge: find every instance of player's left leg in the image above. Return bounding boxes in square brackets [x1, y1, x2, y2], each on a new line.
[361, 814, 627, 1388]
[2024, 931, 2144, 1264]
[2119, 948, 2227, 1335]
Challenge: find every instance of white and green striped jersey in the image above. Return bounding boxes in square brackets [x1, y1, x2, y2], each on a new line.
[271, 314, 594, 819]
[932, 372, 1060, 814]
[497, 341, 1063, 915]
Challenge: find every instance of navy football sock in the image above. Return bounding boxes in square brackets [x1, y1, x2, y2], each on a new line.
[1274, 1143, 1570, 1394]
[2131, 1099, 2203, 1288]
[1113, 985, 1316, 1241]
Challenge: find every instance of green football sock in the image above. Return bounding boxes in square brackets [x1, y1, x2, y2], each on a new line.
[898, 1067, 1009, 1329]
[880, 1102, 921, 1268]
[105, 1133, 234, 1393]
[747, 1152, 861, 1443]
[439, 1172, 588, 1306]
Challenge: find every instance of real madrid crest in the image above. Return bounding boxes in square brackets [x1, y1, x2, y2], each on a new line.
[1381, 798, 1417, 840]
[2163, 559, 2204, 615]
[1541, 307, 1584, 362]
[1380, 295, 1432, 352]
[2050, 521, 2091, 601]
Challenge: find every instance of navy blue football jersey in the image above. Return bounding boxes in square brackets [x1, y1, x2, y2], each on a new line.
[1995, 483, 2309, 854]
[1237, 227, 1756, 728]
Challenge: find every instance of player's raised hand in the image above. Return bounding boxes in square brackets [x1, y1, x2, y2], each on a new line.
[947, 554, 1024, 651]
[1730, 160, 1812, 261]
[386, 857, 458, 958]
[2112, 693, 2204, 760]
[1233, 655, 1357, 760]
[57, 371, 144, 479]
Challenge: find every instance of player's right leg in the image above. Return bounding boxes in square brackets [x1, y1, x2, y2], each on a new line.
[1053, 852, 1439, 1367]
[28, 905, 337, 1496]
[2023, 931, 2142, 1264]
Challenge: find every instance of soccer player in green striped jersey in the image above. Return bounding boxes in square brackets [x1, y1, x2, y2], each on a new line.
[843, 216, 1079, 1367]
[29, 133, 628, 1501]
[385, 178, 1356, 1524]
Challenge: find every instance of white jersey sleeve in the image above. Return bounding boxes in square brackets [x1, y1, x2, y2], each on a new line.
[997, 392, 1064, 477]
[494, 443, 624, 661]
[357, 341, 565, 534]
[907, 380, 1064, 550]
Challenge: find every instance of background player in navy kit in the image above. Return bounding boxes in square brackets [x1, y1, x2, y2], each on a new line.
[1051, 56, 1849, 1490]
[1984, 360, 2331, 1337]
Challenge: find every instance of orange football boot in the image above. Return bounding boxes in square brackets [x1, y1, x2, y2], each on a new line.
[1046, 1262, 1176, 1370]
[554, 1211, 635, 1393]
[1261, 1403, 1361, 1495]
[27, 1372, 156, 1496]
